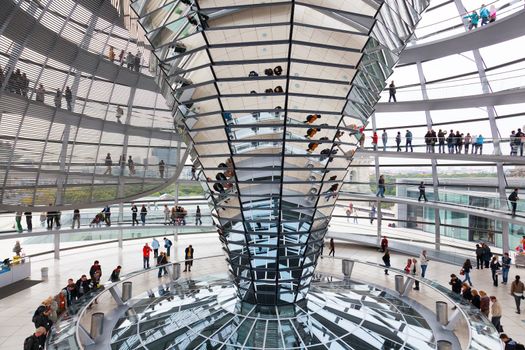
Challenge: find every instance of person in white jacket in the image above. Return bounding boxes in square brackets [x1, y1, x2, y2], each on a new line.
[419, 250, 430, 278]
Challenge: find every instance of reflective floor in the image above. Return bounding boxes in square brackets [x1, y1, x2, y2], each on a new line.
[111, 275, 436, 350]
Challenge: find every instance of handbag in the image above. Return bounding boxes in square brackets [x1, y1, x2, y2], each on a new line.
[459, 268, 465, 275]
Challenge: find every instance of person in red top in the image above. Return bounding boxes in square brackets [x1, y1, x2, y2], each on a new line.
[380, 236, 388, 252]
[372, 132, 379, 151]
[143, 243, 152, 269]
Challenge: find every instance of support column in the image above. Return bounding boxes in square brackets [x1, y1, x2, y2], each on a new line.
[453, 0, 509, 253]
[416, 62, 441, 250]
[371, 113, 382, 243]
[54, 231, 60, 260]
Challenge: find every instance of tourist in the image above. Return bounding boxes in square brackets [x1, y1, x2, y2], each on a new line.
[381, 130, 388, 151]
[418, 182, 428, 202]
[15, 211, 23, 232]
[380, 236, 388, 252]
[370, 205, 376, 224]
[511, 275, 524, 314]
[158, 160, 165, 178]
[508, 188, 519, 216]
[479, 290, 490, 317]
[116, 105, 123, 124]
[102, 205, 111, 226]
[63, 278, 78, 305]
[388, 81, 396, 102]
[464, 133, 472, 154]
[163, 204, 170, 225]
[191, 164, 197, 180]
[471, 289, 481, 309]
[395, 132, 401, 151]
[72, 208, 80, 229]
[489, 5, 496, 22]
[328, 238, 335, 256]
[475, 244, 483, 269]
[479, 4, 490, 26]
[382, 249, 391, 275]
[195, 205, 202, 225]
[35, 83, 45, 102]
[183, 245, 194, 272]
[411, 258, 420, 290]
[23, 326, 47, 350]
[108, 46, 115, 61]
[65, 86, 72, 111]
[20, 73, 29, 97]
[449, 274, 462, 294]
[499, 334, 524, 349]
[372, 131, 378, 151]
[103, 153, 112, 175]
[475, 134, 484, 154]
[462, 258, 473, 286]
[446, 130, 455, 153]
[376, 175, 385, 197]
[110, 266, 121, 282]
[131, 203, 139, 226]
[140, 204, 147, 225]
[437, 129, 446, 153]
[419, 250, 429, 277]
[13, 240, 22, 256]
[126, 52, 134, 69]
[461, 282, 472, 301]
[490, 256, 501, 286]
[128, 155, 135, 175]
[502, 252, 512, 285]
[142, 243, 152, 269]
[118, 49, 125, 65]
[163, 237, 173, 257]
[405, 129, 413, 152]
[151, 238, 160, 258]
[76, 275, 90, 298]
[482, 243, 492, 268]
[464, 10, 480, 30]
[157, 252, 168, 277]
[54, 88, 62, 108]
[490, 296, 502, 331]
[89, 260, 102, 280]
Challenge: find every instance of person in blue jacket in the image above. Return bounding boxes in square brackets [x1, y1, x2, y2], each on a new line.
[464, 10, 479, 30]
[479, 4, 490, 26]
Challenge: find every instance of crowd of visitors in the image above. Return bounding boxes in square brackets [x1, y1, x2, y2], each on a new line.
[101, 153, 167, 178]
[376, 238, 525, 340]
[464, 4, 497, 30]
[25, 260, 120, 349]
[108, 46, 143, 72]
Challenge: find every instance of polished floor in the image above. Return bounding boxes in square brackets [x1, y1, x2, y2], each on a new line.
[0, 233, 521, 349]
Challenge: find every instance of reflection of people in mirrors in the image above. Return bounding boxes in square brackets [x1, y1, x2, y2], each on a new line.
[305, 127, 320, 139]
[304, 114, 321, 124]
[324, 184, 339, 201]
[307, 142, 319, 153]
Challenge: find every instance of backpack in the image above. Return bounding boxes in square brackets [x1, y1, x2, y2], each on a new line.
[515, 343, 525, 350]
[24, 335, 35, 350]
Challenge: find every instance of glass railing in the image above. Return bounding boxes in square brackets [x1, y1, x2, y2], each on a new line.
[411, 0, 525, 45]
[359, 136, 525, 157]
[46, 254, 224, 349]
[44, 255, 502, 349]
[317, 257, 502, 349]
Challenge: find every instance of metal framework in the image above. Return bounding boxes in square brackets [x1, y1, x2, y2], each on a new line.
[132, 0, 429, 305]
[0, 0, 185, 210]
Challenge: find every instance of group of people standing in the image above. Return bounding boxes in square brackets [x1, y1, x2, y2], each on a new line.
[108, 46, 142, 72]
[102, 153, 167, 178]
[142, 238, 194, 277]
[464, 4, 497, 30]
[25, 260, 121, 349]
